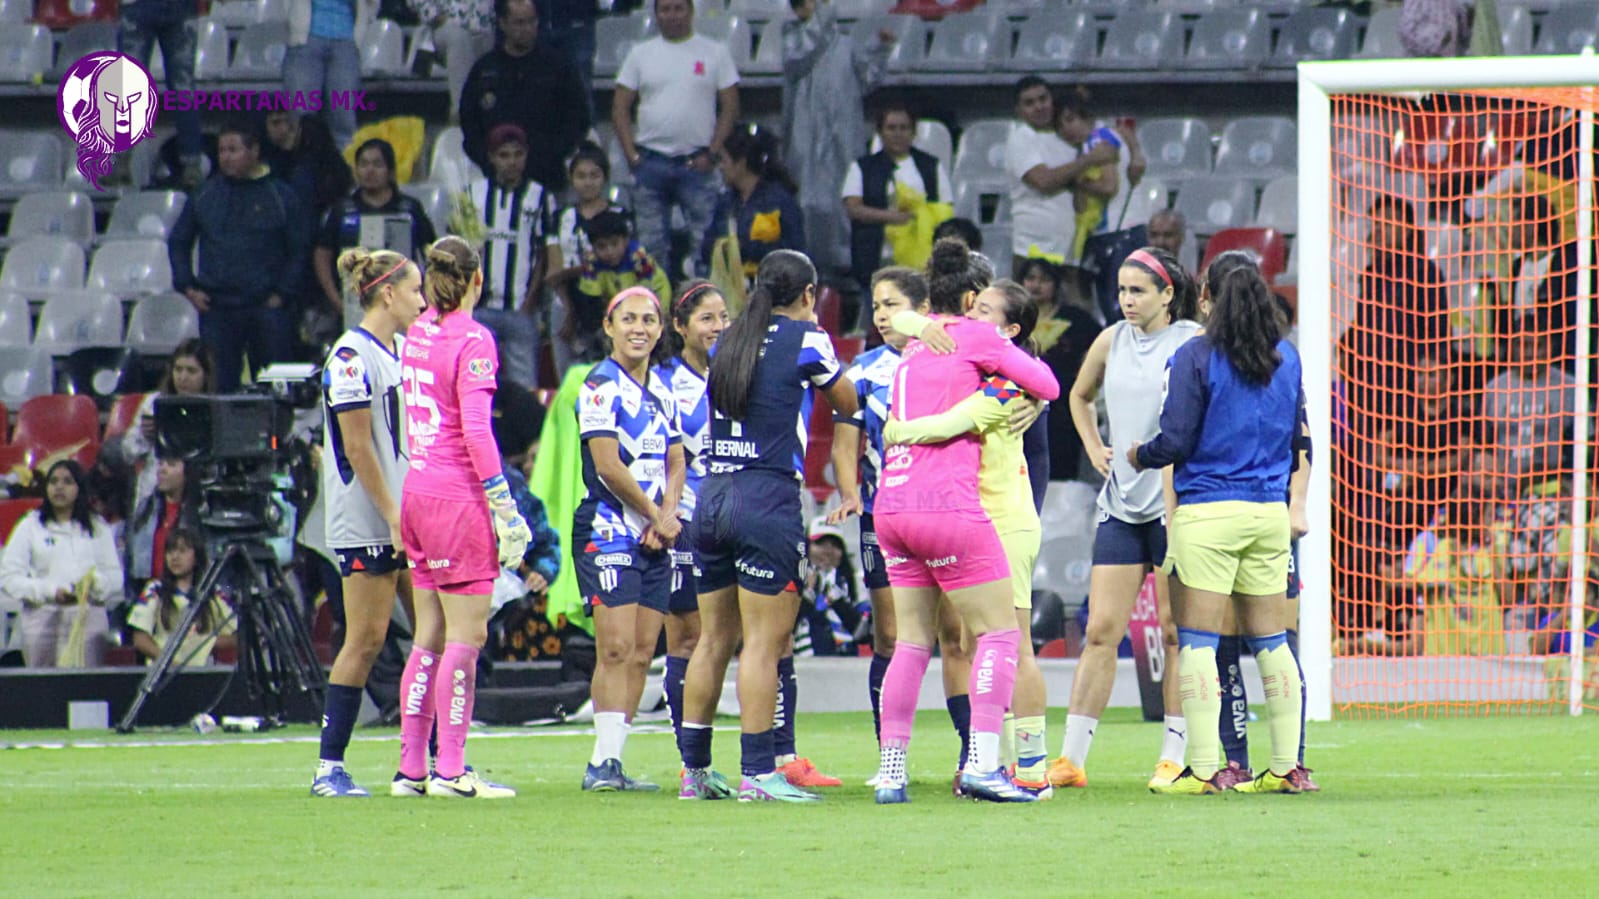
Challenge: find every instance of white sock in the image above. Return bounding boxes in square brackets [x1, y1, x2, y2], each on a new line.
[1160, 715, 1188, 765]
[973, 731, 1002, 774]
[1063, 714, 1098, 768]
[592, 711, 627, 766]
[775, 753, 796, 766]
[316, 760, 340, 777]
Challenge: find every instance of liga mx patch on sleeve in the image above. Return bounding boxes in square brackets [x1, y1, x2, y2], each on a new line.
[467, 357, 494, 380]
[981, 375, 1024, 404]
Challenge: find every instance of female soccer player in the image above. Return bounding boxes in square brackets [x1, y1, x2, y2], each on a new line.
[654, 281, 727, 742]
[311, 247, 428, 798]
[393, 236, 531, 800]
[1048, 246, 1201, 792]
[885, 278, 1052, 796]
[1131, 251, 1306, 795]
[873, 240, 1061, 804]
[575, 285, 686, 792]
[676, 250, 858, 803]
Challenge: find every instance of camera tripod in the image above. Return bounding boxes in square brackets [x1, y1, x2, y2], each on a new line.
[116, 537, 327, 733]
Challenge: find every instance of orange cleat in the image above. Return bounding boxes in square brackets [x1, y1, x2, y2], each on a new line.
[776, 757, 843, 787]
[1045, 756, 1088, 789]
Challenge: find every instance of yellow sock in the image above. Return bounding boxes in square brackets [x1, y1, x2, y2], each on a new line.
[1015, 715, 1047, 776]
[1252, 636, 1303, 777]
[1001, 712, 1016, 768]
[1177, 629, 1221, 780]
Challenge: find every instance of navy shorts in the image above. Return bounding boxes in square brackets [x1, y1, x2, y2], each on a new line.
[334, 544, 406, 578]
[574, 541, 672, 616]
[1091, 512, 1167, 567]
[669, 540, 699, 614]
[695, 472, 805, 596]
[1287, 538, 1300, 600]
[859, 513, 890, 592]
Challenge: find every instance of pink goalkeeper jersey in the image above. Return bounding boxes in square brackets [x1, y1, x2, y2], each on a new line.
[875, 316, 1061, 516]
[401, 308, 500, 499]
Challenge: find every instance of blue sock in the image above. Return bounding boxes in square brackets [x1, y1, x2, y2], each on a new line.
[869, 653, 891, 740]
[1287, 628, 1306, 766]
[1217, 634, 1250, 769]
[774, 657, 797, 759]
[318, 683, 362, 764]
[679, 722, 713, 770]
[740, 729, 776, 779]
[664, 654, 688, 737]
[946, 695, 971, 771]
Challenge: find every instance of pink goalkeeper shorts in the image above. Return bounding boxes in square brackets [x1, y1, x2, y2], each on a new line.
[401, 492, 498, 595]
[874, 509, 1011, 592]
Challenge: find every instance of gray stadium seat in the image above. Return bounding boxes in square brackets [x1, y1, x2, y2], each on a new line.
[209, 0, 270, 26]
[1186, 8, 1269, 69]
[952, 118, 1013, 185]
[194, 19, 231, 81]
[1116, 178, 1170, 232]
[428, 126, 474, 193]
[0, 24, 52, 83]
[229, 21, 289, 78]
[868, 119, 953, 174]
[834, 0, 892, 18]
[729, 0, 786, 22]
[852, 15, 926, 72]
[33, 290, 123, 352]
[1136, 117, 1212, 182]
[740, 21, 783, 75]
[0, 347, 53, 405]
[360, 19, 407, 76]
[923, 13, 1006, 72]
[594, 14, 646, 78]
[0, 0, 28, 23]
[0, 290, 29, 346]
[0, 132, 63, 196]
[953, 181, 1011, 227]
[979, 227, 1011, 277]
[88, 239, 174, 297]
[1096, 12, 1180, 70]
[1270, 8, 1357, 66]
[405, 182, 455, 237]
[53, 22, 120, 77]
[1007, 12, 1095, 71]
[1534, 5, 1599, 55]
[126, 292, 201, 354]
[1256, 175, 1297, 234]
[1173, 177, 1256, 234]
[5, 191, 94, 247]
[1356, 5, 1403, 59]
[0, 237, 86, 297]
[1499, 4, 1533, 56]
[1214, 115, 1296, 182]
[104, 191, 187, 241]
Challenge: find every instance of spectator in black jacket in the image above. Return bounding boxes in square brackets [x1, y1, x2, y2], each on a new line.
[168, 119, 312, 392]
[460, 0, 590, 191]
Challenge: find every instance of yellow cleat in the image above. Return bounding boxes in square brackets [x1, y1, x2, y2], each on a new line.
[1233, 769, 1302, 794]
[1149, 767, 1221, 795]
[1045, 756, 1088, 789]
[1147, 759, 1184, 789]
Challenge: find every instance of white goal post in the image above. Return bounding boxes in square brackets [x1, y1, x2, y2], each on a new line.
[1296, 53, 1597, 720]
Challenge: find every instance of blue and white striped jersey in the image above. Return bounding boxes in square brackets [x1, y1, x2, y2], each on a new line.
[655, 355, 710, 518]
[836, 343, 901, 514]
[575, 358, 682, 547]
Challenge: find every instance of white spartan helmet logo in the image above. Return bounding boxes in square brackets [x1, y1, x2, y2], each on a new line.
[60, 52, 157, 190]
[93, 56, 155, 148]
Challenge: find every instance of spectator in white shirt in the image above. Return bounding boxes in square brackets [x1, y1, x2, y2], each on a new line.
[610, 0, 740, 280]
[1003, 77, 1117, 281]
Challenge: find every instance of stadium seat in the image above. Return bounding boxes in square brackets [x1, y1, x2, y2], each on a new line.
[13, 394, 99, 460]
[833, 335, 864, 365]
[726, 16, 757, 71]
[0, 290, 29, 347]
[33, 290, 123, 352]
[61, 347, 143, 410]
[1007, 12, 1095, 72]
[922, 13, 1006, 72]
[193, 19, 231, 81]
[359, 19, 407, 77]
[952, 118, 1013, 185]
[0, 131, 65, 196]
[105, 391, 149, 441]
[1256, 175, 1298, 234]
[0, 444, 27, 475]
[834, 0, 892, 17]
[594, 14, 646, 78]
[0, 347, 56, 406]
[851, 15, 926, 72]
[1214, 116, 1296, 182]
[0, 25, 53, 83]
[815, 285, 842, 336]
[979, 227, 1012, 276]
[741, 21, 783, 75]
[1116, 178, 1169, 232]
[1136, 118, 1212, 183]
[0, 0, 27, 24]
[125, 292, 201, 355]
[53, 22, 119, 76]
[405, 182, 455, 237]
[0, 497, 33, 542]
[1200, 227, 1288, 283]
[730, 0, 786, 21]
[1356, 5, 1403, 59]
[1173, 177, 1256, 234]
[689, 12, 737, 42]
[868, 118, 954, 174]
[0, 237, 87, 297]
[1185, 8, 1269, 70]
[1533, 5, 1599, 55]
[953, 181, 1010, 226]
[209, 0, 271, 26]
[104, 191, 187, 241]
[1499, 4, 1533, 56]
[229, 21, 289, 78]
[1096, 13, 1180, 70]
[1270, 8, 1356, 66]
[88, 239, 174, 296]
[428, 126, 475, 193]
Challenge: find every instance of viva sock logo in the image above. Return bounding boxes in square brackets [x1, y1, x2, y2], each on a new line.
[975, 648, 997, 696]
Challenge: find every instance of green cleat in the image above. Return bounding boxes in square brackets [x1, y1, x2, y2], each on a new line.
[1233, 769, 1302, 794]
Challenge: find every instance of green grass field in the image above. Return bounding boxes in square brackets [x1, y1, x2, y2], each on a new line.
[4, 709, 1597, 897]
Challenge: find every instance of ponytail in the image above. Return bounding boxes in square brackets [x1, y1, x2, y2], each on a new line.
[1203, 250, 1281, 385]
[709, 250, 815, 421]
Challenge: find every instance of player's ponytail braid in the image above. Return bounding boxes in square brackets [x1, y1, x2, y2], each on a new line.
[424, 236, 481, 315]
[709, 249, 815, 422]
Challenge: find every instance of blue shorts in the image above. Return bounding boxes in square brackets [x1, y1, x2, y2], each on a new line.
[334, 544, 406, 578]
[574, 541, 672, 616]
[1287, 538, 1300, 600]
[1091, 512, 1167, 567]
[695, 472, 805, 597]
[669, 544, 699, 613]
[859, 513, 890, 591]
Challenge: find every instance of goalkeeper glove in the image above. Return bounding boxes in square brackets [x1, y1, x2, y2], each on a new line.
[483, 474, 532, 567]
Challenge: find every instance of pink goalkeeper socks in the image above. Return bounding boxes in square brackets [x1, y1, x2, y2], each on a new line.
[969, 629, 1020, 738]
[433, 642, 479, 780]
[398, 647, 438, 780]
[878, 641, 932, 747]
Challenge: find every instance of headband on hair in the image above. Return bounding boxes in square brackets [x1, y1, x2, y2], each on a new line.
[607, 286, 662, 318]
[362, 258, 409, 293]
[674, 283, 717, 313]
[1125, 249, 1172, 288]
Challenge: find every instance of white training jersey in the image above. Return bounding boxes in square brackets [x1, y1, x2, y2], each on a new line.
[322, 327, 408, 548]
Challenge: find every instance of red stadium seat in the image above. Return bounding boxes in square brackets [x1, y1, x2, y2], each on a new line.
[834, 336, 865, 366]
[312, 600, 337, 666]
[0, 444, 30, 476]
[13, 395, 99, 462]
[1035, 639, 1068, 659]
[0, 400, 7, 443]
[815, 286, 843, 337]
[890, 0, 981, 20]
[32, 0, 119, 28]
[103, 645, 141, 666]
[0, 497, 35, 542]
[104, 392, 149, 442]
[1200, 227, 1288, 284]
[803, 392, 835, 490]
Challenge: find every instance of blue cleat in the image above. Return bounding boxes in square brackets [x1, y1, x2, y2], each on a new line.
[874, 781, 910, 805]
[679, 767, 734, 800]
[583, 759, 626, 792]
[738, 771, 821, 803]
[311, 767, 370, 797]
[959, 768, 1039, 803]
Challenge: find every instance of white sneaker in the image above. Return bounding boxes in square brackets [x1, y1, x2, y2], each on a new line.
[427, 768, 517, 799]
[391, 772, 427, 797]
